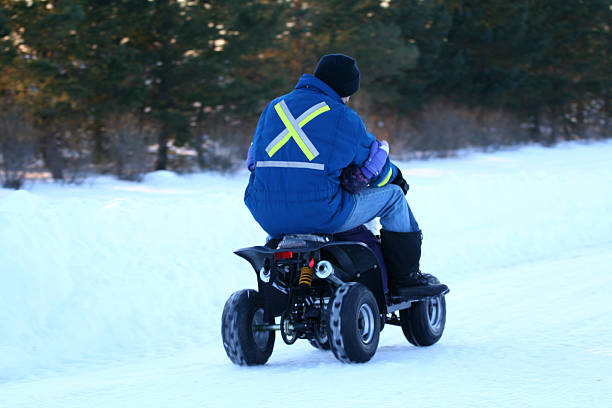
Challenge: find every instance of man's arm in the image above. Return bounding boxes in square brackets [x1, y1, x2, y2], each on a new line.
[341, 138, 399, 193]
[339, 109, 400, 193]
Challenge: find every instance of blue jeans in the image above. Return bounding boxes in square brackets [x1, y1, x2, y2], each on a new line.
[335, 184, 419, 233]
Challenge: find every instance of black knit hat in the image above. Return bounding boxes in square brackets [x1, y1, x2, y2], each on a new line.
[314, 54, 360, 97]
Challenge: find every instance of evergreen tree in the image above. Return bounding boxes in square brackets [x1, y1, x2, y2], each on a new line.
[0, 6, 15, 67]
[2, 0, 89, 179]
[116, 0, 285, 169]
[281, 0, 417, 115]
[392, 0, 453, 109]
[507, 0, 611, 142]
[426, 1, 531, 106]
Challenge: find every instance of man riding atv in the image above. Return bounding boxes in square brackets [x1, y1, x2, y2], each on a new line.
[244, 53, 447, 300]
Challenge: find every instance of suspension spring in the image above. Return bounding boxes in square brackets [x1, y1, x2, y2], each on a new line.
[299, 266, 314, 287]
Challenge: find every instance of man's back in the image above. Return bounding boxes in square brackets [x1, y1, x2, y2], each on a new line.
[245, 74, 373, 237]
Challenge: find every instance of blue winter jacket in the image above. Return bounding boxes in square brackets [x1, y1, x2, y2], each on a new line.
[245, 74, 397, 237]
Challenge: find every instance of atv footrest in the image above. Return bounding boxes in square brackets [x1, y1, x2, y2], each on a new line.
[387, 299, 417, 314]
[387, 288, 449, 313]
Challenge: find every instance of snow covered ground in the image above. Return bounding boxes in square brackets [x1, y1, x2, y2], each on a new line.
[1, 141, 611, 407]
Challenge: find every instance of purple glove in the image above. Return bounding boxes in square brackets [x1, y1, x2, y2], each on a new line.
[361, 140, 389, 179]
[246, 144, 254, 172]
[341, 165, 370, 194]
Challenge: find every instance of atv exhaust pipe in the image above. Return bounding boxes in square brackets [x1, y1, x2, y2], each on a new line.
[259, 266, 270, 283]
[315, 260, 333, 278]
[315, 260, 343, 284]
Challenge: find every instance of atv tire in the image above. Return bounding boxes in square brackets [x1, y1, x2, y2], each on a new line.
[309, 308, 331, 350]
[399, 275, 446, 346]
[308, 330, 331, 350]
[222, 289, 275, 365]
[327, 283, 380, 363]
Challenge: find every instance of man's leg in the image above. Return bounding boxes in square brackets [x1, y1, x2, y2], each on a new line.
[335, 184, 447, 299]
[335, 184, 419, 233]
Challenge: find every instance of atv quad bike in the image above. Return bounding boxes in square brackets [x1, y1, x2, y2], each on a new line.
[221, 231, 449, 365]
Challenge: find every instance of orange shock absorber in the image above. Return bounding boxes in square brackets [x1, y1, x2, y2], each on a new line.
[299, 266, 314, 287]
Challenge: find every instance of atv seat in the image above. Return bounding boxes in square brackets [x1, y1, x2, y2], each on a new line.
[267, 233, 333, 249]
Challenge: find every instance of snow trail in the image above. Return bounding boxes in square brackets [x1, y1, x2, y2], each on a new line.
[2, 246, 610, 408]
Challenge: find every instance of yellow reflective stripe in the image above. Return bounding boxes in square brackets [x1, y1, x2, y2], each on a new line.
[377, 168, 393, 187]
[267, 133, 291, 157]
[293, 133, 315, 161]
[298, 105, 330, 128]
[273, 102, 316, 161]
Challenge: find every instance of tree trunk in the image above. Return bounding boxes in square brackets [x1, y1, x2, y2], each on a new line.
[192, 106, 206, 169]
[530, 111, 540, 142]
[603, 89, 611, 138]
[154, 70, 171, 171]
[42, 131, 64, 180]
[548, 106, 560, 146]
[153, 0, 171, 171]
[155, 126, 168, 170]
[92, 119, 107, 165]
[575, 101, 585, 139]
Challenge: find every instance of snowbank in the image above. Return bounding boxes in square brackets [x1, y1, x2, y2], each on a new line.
[0, 172, 263, 380]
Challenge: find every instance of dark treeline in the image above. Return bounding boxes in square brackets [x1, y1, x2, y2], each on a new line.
[0, 0, 610, 188]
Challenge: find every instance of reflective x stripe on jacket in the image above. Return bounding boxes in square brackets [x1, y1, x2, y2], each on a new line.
[264, 100, 330, 161]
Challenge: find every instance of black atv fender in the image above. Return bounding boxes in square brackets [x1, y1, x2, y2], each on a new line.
[234, 241, 387, 315]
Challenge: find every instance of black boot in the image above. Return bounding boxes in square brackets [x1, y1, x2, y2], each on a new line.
[380, 230, 448, 299]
